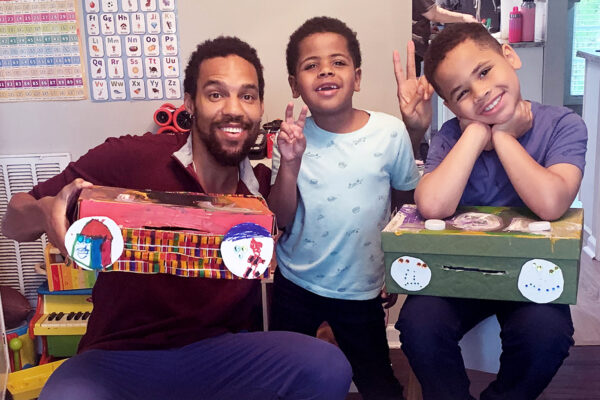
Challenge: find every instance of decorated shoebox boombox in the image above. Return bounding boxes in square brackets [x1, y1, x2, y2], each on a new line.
[382, 205, 583, 304]
[67, 186, 276, 280]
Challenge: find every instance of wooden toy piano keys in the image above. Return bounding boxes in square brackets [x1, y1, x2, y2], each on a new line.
[39, 310, 91, 329]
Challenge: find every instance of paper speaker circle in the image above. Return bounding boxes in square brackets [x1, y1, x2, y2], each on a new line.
[390, 256, 432, 291]
[65, 216, 124, 270]
[518, 259, 564, 303]
[220, 223, 273, 279]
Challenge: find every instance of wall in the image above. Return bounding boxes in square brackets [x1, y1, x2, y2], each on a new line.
[0, 1, 410, 161]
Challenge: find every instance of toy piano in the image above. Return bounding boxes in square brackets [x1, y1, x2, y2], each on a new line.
[29, 282, 92, 362]
[70, 186, 276, 279]
[382, 205, 583, 304]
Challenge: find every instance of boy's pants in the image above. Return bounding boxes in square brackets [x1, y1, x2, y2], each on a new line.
[396, 295, 574, 400]
[270, 268, 405, 400]
[39, 331, 352, 400]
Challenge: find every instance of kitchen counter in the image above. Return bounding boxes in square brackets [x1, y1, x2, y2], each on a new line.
[577, 50, 600, 64]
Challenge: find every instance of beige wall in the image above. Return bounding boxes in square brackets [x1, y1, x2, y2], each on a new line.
[0, 1, 410, 160]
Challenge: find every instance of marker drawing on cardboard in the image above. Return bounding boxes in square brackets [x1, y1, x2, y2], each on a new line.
[65, 216, 124, 270]
[390, 256, 432, 291]
[220, 223, 273, 279]
[518, 259, 564, 304]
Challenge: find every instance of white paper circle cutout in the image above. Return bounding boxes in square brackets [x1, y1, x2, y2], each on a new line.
[65, 216, 124, 270]
[518, 259, 564, 303]
[220, 223, 273, 279]
[390, 256, 432, 291]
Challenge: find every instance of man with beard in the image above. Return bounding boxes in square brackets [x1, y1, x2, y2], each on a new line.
[2, 36, 352, 400]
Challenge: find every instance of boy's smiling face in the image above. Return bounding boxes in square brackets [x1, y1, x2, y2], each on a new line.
[435, 39, 522, 125]
[289, 32, 361, 116]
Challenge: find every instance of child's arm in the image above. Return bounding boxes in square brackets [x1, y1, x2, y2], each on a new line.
[267, 102, 308, 228]
[393, 41, 435, 155]
[492, 101, 583, 220]
[415, 121, 492, 219]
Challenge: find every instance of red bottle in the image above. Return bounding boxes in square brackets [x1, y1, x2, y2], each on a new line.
[509, 6, 522, 43]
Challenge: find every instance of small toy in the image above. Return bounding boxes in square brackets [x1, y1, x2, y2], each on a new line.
[153, 103, 192, 134]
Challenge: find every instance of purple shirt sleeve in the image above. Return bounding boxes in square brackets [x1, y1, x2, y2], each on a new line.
[423, 102, 587, 207]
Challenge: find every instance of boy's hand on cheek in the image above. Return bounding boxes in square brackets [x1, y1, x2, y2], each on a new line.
[460, 118, 493, 151]
[278, 102, 308, 164]
[492, 100, 532, 141]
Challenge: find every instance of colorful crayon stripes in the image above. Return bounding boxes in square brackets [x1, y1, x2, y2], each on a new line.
[105, 228, 267, 279]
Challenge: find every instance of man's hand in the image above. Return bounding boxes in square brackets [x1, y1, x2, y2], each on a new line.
[39, 178, 92, 255]
[393, 41, 434, 141]
[492, 100, 532, 140]
[380, 286, 398, 309]
[277, 102, 308, 163]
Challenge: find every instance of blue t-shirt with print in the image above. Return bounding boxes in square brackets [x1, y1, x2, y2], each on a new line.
[271, 111, 420, 300]
[425, 101, 587, 206]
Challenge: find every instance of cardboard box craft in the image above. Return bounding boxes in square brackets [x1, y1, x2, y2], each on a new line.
[77, 185, 275, 235]
[382, 205, 583, 304]
[75, 186, 275, 279]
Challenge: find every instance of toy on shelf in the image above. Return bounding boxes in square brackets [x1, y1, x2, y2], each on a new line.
[6, 323, 36, 372]
[7, 359, 66, 400]
[29, 282, 93, 364]
[44, 243, 97, 292]
[153, 103, 192, 134]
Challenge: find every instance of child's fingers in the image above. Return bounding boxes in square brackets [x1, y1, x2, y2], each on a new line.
[406, 40, 417, 80]
[284, 101, 295, 124]
[403, 86, 424, 116]
[296, 105, 309, 129]
[393, 50, 406, 87]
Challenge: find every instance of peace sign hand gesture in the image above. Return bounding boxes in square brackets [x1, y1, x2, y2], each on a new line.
[393, 41, 434, 141]
[277, 102, 308, 163]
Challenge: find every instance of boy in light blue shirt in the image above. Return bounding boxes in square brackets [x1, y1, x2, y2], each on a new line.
[268, 16, 422, 400]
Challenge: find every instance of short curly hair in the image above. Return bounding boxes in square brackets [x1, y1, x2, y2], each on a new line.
[424, 23, 502, 99]
[286, 16, 361, 76]
[184, 36, 265, 101]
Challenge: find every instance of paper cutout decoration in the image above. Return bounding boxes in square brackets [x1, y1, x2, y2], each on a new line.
[65, 216, 124, 270]
[220, 223, 273, 279]
[390, 256, 432, 291]
[517, 259, 564, 303]
[451, 212, 503, 231]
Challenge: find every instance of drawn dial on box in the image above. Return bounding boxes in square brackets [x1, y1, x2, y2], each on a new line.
[390, 256, 432, 291]
[65, 216, 124, 270]
[518, 259, 564, 303]
[220, 223, 274, 279]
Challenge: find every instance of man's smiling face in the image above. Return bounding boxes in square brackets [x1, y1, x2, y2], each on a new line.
[185, 54, 264, 166]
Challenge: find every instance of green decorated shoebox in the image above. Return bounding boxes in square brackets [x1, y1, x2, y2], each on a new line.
[382, 205, 583, 304]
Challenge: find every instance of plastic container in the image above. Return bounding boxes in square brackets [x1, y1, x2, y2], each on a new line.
[521, 0, 536, 42]
[508, 6, 522, 43]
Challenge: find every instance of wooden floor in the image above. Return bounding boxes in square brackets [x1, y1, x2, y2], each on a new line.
[347, 253, 600, 399]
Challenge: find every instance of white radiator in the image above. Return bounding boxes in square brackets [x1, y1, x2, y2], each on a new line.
[0, 154, 70, 305]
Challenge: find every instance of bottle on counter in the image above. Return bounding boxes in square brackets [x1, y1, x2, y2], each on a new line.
[509, 6, 522, 43]
[521, 0, 536, 42]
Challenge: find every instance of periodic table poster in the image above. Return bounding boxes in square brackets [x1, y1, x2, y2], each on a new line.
[82, 0, 182, 102]
[0, 0, 87, 102]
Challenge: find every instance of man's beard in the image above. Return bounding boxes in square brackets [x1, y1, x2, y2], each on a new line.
[196, 115, 260, 167]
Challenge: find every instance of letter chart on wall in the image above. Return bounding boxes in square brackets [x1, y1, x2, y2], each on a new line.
[82, 0, 181, 101]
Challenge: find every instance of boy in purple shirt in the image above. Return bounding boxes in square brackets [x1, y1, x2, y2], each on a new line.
[395, 23, 587, 400]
